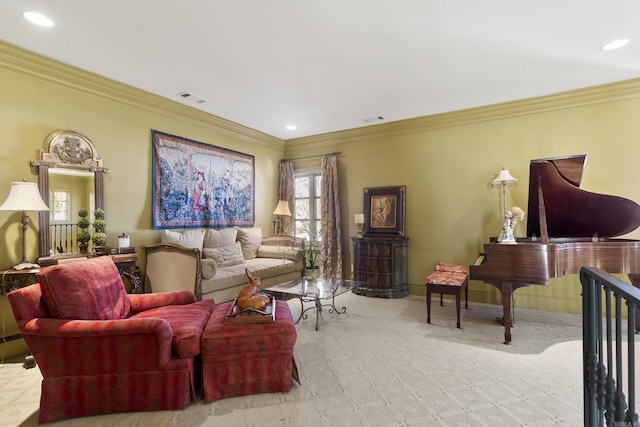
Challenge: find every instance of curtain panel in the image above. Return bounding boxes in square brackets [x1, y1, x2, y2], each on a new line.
[277, 161, 295, 235]
[320, 155, 343, 278]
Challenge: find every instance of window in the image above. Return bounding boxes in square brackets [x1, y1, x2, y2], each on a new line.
[294, 171, 322, 242]
[50, 190, 70, 222]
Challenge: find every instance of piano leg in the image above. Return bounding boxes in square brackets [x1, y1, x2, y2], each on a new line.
[501, 282, 513, 344]
[629, 274, 640, 333]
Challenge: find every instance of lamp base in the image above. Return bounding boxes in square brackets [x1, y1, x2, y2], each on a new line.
[12, 262, 40, 271]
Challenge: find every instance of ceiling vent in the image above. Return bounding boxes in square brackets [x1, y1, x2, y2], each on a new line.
[176, 91, 207, 104]
[363, 116, 384, 123]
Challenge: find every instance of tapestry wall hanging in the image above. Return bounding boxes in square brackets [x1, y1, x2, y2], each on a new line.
[152, 130, 255, 229]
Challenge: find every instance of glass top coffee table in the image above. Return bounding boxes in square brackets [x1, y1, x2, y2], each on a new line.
[263, 278, 364, 330]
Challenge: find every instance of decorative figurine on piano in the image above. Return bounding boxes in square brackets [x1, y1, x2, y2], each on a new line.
[498, 206, 525, 244]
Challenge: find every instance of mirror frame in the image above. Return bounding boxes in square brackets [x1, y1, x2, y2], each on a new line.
[31, 130, 109, 260]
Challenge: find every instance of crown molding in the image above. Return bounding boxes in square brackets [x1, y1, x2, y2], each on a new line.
[286, 78, 640, 148]
[0, 41, 283, 150]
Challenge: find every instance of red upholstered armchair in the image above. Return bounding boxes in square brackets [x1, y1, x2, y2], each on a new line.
[7, 256, 214, 424]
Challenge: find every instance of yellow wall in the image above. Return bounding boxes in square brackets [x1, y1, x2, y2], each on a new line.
[284, 80, 640, 315]
[0, 41, 284, 358]
[3, 40, 640, 359]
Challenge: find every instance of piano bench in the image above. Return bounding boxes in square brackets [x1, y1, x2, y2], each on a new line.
[425, 263, 469, 329]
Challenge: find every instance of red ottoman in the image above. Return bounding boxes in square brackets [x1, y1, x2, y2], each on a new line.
[201, 300, 298, 402]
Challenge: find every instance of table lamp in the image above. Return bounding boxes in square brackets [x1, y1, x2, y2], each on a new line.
[0, 181, 50, 269]
[354, 213, 364, 238]
[491, 168, 517, 216]
[272, 200, 292, 235]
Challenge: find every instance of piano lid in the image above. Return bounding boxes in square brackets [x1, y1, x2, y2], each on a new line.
[526, 154, 640, 239]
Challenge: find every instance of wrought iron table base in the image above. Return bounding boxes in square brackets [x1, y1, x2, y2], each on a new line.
[295, 294, 348, 331]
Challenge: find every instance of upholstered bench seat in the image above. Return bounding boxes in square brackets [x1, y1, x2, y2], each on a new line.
[201, 299, 297, 402]
[425, 262, 469, 328]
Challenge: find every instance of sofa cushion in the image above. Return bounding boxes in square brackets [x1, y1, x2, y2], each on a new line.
[161, 229, 205, 249]
[130, 299, 215, 358]
[201, 258, 218, 279]
[37, 256, 131, 320]
[203, 242, 245, 267]
[200, 257, 301, 294]
[257, 245, 303, 261]
[203, 228, 238, 249]
[235, 227, 262, 259]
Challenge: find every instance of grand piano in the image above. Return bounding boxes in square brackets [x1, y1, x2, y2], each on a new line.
[469, 154, 640, 344]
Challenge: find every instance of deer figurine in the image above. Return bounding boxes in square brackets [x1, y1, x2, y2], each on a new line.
[236, 268, 271, 311]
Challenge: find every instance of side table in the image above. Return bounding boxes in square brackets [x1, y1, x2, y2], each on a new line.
[1, 268, 39, 295]
[109, 253, 143, 294]
[1, 268, 40, 366]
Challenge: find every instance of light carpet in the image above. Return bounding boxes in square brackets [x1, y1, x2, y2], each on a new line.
[0, 292, 614, 426]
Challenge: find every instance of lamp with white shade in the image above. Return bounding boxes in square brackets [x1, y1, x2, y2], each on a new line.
[272, 200, 292, 235]
[354, 213, 364, 238]
[491, 168, 517, 216]
[0, 181, 50, 269]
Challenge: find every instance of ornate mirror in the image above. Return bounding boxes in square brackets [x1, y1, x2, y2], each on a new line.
[32, 130, 109, 261]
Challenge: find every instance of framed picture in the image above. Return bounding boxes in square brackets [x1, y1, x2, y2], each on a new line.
[363, 185, 406, 237]
[152, 130, 255, 229]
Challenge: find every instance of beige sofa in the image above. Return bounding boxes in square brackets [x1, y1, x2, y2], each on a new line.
[143, 227, 305, 302]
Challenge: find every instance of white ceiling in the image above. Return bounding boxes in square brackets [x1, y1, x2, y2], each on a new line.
[1, 1, 640, 140]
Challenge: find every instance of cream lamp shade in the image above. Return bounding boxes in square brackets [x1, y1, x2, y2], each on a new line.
[272, 200, 292, 216]
[491, 169, 517, 187]
[0, 181, 50, 269]
[0, 181, 50, 212]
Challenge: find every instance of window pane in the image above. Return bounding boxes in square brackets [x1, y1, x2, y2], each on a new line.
[295, 199, 310, 220]
[295, 220, 310, 241]
[51, 191, 69, 222]
[295, 176, 309, 198]
[294, 172, 322, 241]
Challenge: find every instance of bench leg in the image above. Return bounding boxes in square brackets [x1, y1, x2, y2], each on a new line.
[426, 287, 432, 324]
[464, 282, 469, 309]
[455, 290, 461, 328]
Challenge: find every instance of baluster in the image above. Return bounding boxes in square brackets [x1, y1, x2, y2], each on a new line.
[626, 301, 639, 425]
[604, 288, 616, 426]
[614, 295, 628, 423]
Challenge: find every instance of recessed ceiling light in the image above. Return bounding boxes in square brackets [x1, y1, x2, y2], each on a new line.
[602, 39, 629, 51]
[285, 125, 297, 130]
[23, 11, 54, 27]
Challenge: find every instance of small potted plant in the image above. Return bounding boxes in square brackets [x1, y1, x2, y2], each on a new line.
[304, 237, 320, 279]
[92, 209, 107, 253]
[77, 208, 91, 253]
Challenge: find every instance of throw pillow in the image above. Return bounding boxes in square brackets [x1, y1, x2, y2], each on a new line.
[161, 229, 205, 249]
[235, 227, 262, 259]
[201, 259, 218, 279]
[256, 245, 303, 261]
[203, 227, 238, 249]
[202, 242, 245, 267]
[37, 256, 131, 320]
